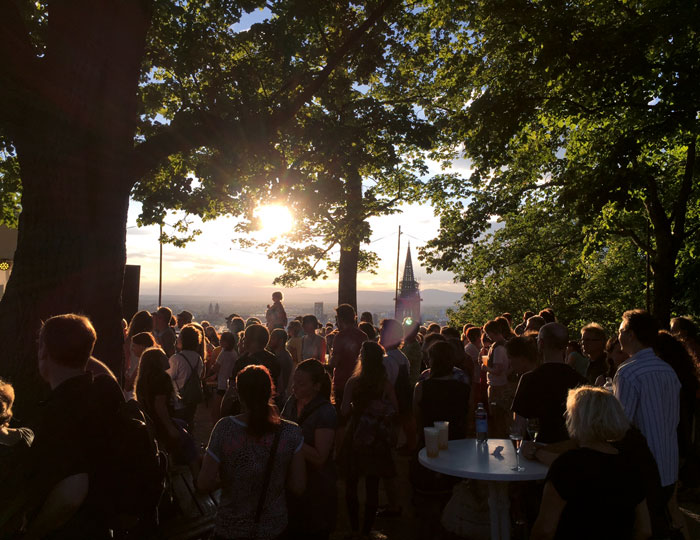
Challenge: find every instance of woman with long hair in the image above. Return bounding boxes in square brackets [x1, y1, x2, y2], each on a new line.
[123, 310, 154, 390]
[340, 342, 399, 538]
[198, 365, 306, 540]
[168, 324, 204, 428]
[282, 359, 337, 540]
[134, 347, 199, 475]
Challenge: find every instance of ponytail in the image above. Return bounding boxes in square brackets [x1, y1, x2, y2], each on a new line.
[236, 365, 280, 436]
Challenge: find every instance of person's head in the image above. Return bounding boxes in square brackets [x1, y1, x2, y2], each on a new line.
[466, 326, 482, 348]
[359, 322, 377, 341]
[565, 386, 629, 445]
[537, 322, 569, 362]
[619, 310, 659, 355]
[360, 311, 374, 324]
[403, 317, 420, 342]
[219, 331, 236, 352]
[155, 307, 172, 331]
[670, 317, 698, 342]
[287, 320, 302, 339]
[481, 332, 493, 349]
[440, 326, 461, 341]
[272, 291, 284, 303]
[380, 318, 403, 350]
[226, 314, 243, 332]
[244, 323, 270, 352]
[38, 314, 97, 381]
[566, 340, 582, 357]
[335, 304, 357, 330]
[539, 309, 556, 324]
[245, 317, 262, 328]
[178, 324, 202, 353]
[495, 316, 513, 338]
[134, 347, 170, 401]
[422, 332, 446, 352]
[506, 335, 538, 373]
[522, 311, 535, 323]
[354, 341, 387, 398]
[483, 319, 504, 342]
[428, 341, 454, 376]
[131, 332, 156, 361]
[0, 378, 15, 428]
[605, 336, 628, 368]
[236, 365, 280, 437]
[176, 310, 193, 329]
[501, 312, 513, 324]
[293, 359, 332, 402]
[201, 321, 210, 329]
[127, 310, 153, 338]
[580, 323, 607, 359]
[269, 328, 288, 351]
[654, 331, 700, 393]
[524, 315, 545, 334]
[426, 322, 441, 335]
[205, 326, 220, 347]
[302, 314, 319, 334]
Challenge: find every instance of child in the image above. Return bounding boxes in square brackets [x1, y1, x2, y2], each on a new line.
[265, 291, 288, 330]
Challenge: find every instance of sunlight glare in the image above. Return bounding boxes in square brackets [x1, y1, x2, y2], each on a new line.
[255, 205, 295, 239]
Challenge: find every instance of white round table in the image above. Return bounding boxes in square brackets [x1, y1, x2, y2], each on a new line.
[418, 438, 549, 540]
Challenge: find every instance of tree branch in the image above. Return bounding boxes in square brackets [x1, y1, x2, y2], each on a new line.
[671, 137, 696, 247]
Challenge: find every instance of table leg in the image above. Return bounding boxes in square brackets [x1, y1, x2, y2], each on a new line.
[487, 481, 510, 540]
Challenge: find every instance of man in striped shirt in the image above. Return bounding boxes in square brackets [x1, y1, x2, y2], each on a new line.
[614, 310, 680, 497]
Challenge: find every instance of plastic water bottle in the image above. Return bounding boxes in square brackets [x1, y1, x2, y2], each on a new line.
[603, 377, 613, 393]
[476, 403, 488, 443]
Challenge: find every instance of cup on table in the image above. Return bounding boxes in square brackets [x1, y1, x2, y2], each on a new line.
[424, 427, 440, 458]
[434, 421, 449, 450]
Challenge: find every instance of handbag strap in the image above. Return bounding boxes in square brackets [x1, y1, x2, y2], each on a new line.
[253, 426, 282, 528]
[296, 399, 327, 427]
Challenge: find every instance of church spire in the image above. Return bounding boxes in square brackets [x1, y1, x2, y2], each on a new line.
[400, 242, 419, 294]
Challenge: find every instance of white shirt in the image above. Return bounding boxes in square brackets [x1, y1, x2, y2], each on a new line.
[486, 344, 509, 387]
[383, 348, 409, 387]
[465, 342, 481, 383]
[614, 347, 680, 487]
[168, 350, 203, 395]
[215, 349, 238, 391]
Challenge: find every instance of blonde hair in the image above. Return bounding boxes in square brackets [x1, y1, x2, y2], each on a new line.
[565, 386, 629, 444]
[0, 378, 15, 427]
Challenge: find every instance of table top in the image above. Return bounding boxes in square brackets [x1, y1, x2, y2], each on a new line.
[418, 438, 549, 482]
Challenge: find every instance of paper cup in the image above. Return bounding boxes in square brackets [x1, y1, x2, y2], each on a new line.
[424, 427, 439, 458]
[434, 421, 449, 450]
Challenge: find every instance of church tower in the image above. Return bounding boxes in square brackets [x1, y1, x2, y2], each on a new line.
[395, 243, 421, 324]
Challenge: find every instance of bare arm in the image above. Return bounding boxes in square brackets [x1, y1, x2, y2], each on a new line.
[287, 447, 307, 496]
[341, 378, 355, 417]
[531, 481, 566, 540]
[302, 428, 335, 467]
[197, 452, 220, 493]
[634, 500, 652, 540]
[24, 474, 88, 540]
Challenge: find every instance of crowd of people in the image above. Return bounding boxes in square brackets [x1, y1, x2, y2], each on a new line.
[0, 292, 699, 540]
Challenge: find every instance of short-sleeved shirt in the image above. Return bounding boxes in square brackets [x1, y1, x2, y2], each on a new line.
[547, 448, 645, 540]
[155, 327, 177, 357]
[206, 417, 303, 539]
[486, 343, 509, 387]
[585, 354, 609, 384]
[331, 327, 367, 397]
[511, 362, 587, 443]
[383, 348, 410, 387]
[464, 342, 481, 384]
[167, 350, 203, 407]
[215, 349, 238, 391]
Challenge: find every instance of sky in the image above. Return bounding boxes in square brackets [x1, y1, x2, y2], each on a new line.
[125, 7, 471, 298]
[126, 158, 471, 297]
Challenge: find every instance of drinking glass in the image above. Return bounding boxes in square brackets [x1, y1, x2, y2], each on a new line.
[527, 418, 540, 442]
[509, 425, 525, 472]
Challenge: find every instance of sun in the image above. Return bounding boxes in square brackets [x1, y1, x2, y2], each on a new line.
[255, 205, 295, 239]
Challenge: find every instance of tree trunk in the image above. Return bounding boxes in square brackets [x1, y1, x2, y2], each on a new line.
[652, 238, 677, 328]
[0, 1, 150, 415]
[338, 237, 361, 310]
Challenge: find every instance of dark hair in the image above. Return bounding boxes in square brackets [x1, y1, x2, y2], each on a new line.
[525, 315, 546, 332]
[427, 323, 441, 334]
[360, 311, 374, 323]
[671, 317, 698, 341]
[423, 332, 446, 350]
[380, 319, 403, 350]
[236, 365, 280, 437]
[205, 326, 220, 347]
[245, 324, 270, 349]
[605, 336, 620, 355]
[539, 309, 556, 324]
[353, 342, 387, 408]
[127, 310, 154, 338]
[230, 317, 245, 334]
[440, 326, 461, 340]
[134, 347, 173, 416]
[429, 341, 454, 377]
[495, 317, 514, 338]
[567, 341, 582, 354]
[501, 312, 513, 323]
[40, 314, 96, 368]
[302, 314, 319, 329]
[654, 331, 699, 397]
[270, 328, 288, 345]
[523, 311, 535, 321]
[287, 320, 302, 337]
[622, 310, 659, 347]
[506, 336, 538, 366]
[156, 306, 172, 322]
[359, 322, 377, 341]
[466, 327, 482, 343]
[132, 332, 156, 349]
[336, 304, 357, 325]
[0, 378, 14, 427]
[483, 319, 502, 338]
[220, 331, 236, 351]
[180, 324, 202, 352]
[296, 359, 332, 401]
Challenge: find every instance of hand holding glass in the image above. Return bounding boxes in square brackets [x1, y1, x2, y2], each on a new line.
[509, 425, 525, 472]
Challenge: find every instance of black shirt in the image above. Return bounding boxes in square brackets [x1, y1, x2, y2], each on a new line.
[547, 448, 645, 540]
[234, 349, 281, 385]
[511, 363, 586, 443]
[585, 354, 609, 384]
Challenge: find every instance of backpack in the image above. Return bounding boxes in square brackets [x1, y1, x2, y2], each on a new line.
[177, 352, 203, 407]
[351, 398, 396, 454]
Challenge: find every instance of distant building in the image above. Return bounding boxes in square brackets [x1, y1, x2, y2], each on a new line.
[215, 302, 220, 314]
[314, 302, 325, 323]
[395, 243, 422, 324]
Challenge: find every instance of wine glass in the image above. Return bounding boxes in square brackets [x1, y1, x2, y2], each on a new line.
[509, 425, 525, 472]
[527, 418, 540, 442]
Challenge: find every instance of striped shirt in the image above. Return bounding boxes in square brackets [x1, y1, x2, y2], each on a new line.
[613, 347, 680, 487]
